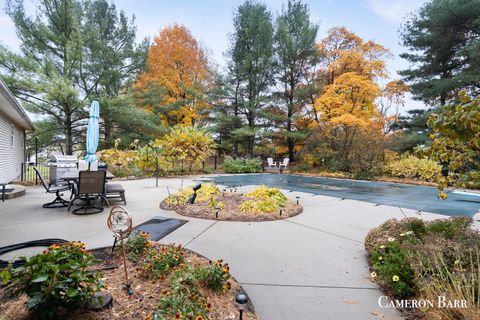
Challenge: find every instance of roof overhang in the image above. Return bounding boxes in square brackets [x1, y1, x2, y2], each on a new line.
[0, 79, 34, 131]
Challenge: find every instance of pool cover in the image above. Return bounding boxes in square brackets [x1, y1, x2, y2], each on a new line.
[202, 174, 480, 217]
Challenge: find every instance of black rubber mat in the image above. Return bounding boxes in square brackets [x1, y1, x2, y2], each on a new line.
[202, 174, 480, 217]
[133, 217, 188, 241]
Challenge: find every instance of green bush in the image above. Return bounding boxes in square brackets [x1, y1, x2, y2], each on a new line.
[223, 157, 262, 173]
[384, 155, 441, 182]
[125, 231, 152, 260]
[1, 242, 103, 319]
[370, 241, 416, 298]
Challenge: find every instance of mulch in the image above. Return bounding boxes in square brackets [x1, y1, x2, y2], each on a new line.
[0, 245, 257, 320]
[160, 192, 303, 222]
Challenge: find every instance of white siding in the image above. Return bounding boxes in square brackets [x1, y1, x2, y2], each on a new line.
[0, 114, 25, 183]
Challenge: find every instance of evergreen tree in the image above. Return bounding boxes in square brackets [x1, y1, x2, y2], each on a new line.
[400, 0, 480, 105]
[227, 0, 275, 156]
[274, 0, 319, 161]
[0, 0, 149, 154]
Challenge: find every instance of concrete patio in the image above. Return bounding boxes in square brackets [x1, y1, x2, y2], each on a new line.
[0, 175, 460, 319]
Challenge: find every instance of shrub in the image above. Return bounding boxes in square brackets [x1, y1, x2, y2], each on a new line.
[384, 155, 441, 182]
[140, 244, 185, 278]
[152, 288, 209, 320]
[366, 217, 480, 318]
[98, 148, 140, 177]
[426, 216, 472, 239]
[239, 198, 279, 213]
[151, 260, 231, 320]
[370, 241, 416, 298]
[239, 185, 288, 213]
[1, 242, 103, 319]
[223, 157, 262, 173]
[246, 185, 288, 206]
[166, 183, 221, 206]
[125, 231, 152, 260]
[154, 126, 215, 172]
[198, 259, 231, 292]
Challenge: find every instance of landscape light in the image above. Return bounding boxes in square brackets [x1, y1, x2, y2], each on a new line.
[215, 205, 220, 219]
[236, 293, 249, 320]
[279, 204, 285, 216]
[296, 196, 300, 205]
[187, 183, 202, 204]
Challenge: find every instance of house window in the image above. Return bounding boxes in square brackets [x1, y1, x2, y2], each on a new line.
[10, 124, 14, 148]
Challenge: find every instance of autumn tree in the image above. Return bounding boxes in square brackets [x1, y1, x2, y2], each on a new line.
[273, 0, 319, 161]
[308, 27, 392, 172]
[226, 0, 275, 156]
[135, 25, 211, 127]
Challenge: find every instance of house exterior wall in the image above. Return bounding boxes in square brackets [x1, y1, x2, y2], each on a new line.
[0, 113, 25, 183]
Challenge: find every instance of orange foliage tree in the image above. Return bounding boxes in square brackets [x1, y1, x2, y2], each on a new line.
[301, 27, 403, 173]
[135, 25, 211, 127]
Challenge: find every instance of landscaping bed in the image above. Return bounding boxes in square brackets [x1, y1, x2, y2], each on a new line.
[365, 217, 480, 320]
[0, 238, 257, 320]
[160, 184, 303, 222]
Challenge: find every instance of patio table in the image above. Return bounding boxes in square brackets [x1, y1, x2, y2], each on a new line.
[60, 170, 115, 182]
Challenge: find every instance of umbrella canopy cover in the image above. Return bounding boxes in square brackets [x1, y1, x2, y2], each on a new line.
[84, 100, 100, 163]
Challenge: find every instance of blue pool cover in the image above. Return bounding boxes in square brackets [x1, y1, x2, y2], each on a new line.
[202, 174, 480, 217]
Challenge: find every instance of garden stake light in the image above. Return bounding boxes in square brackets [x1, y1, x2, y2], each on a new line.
[107, 206, 133, 295]
[215, 205, 220, 219]
[279, 204, 285, 217]
[296, 196, 300, 205]
[236, 292, 248, 320]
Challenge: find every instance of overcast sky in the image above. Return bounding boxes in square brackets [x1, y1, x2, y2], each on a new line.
[0, 0, 428, 112]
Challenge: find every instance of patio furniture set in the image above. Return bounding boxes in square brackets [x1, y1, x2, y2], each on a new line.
[33, 163, 126, 215]
[267, 158, 289, 170]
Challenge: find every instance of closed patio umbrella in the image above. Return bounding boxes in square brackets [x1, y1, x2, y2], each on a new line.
[84, 100, 100, 168]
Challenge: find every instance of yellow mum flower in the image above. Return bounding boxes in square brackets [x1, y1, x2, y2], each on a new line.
[392, 275, 400, 282]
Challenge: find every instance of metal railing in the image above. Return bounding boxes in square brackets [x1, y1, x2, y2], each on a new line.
[21, 162, 49, 185]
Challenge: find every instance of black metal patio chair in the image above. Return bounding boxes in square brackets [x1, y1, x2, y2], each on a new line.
[68, 170, 109, 215]
[33, 167, 72, 208]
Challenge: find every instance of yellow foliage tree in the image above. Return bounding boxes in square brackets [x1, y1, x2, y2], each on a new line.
[315, 72, 381, 128]
[135, 25, 211, 127]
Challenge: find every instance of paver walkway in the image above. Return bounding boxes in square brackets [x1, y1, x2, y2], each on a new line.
[1, 176, 467, 319]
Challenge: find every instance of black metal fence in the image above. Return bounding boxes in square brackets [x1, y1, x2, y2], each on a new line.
[21, 162, 49, 185]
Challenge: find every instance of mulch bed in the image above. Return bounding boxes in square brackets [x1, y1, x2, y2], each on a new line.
[0, 246, 257, 320]
[160, 192, 303, 222]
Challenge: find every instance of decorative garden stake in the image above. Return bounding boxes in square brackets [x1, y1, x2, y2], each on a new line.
[107, 206, 133, 295]
[236, 292, 249, 320]
[296, 196, 300, 205]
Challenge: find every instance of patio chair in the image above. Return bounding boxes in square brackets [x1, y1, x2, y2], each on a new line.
[33, 167, 71, 208]
[104, 183, 126, 205]
[68, 170, 108, 214]
[279, 158, 289, 169]
[267, 158, 277, 168]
